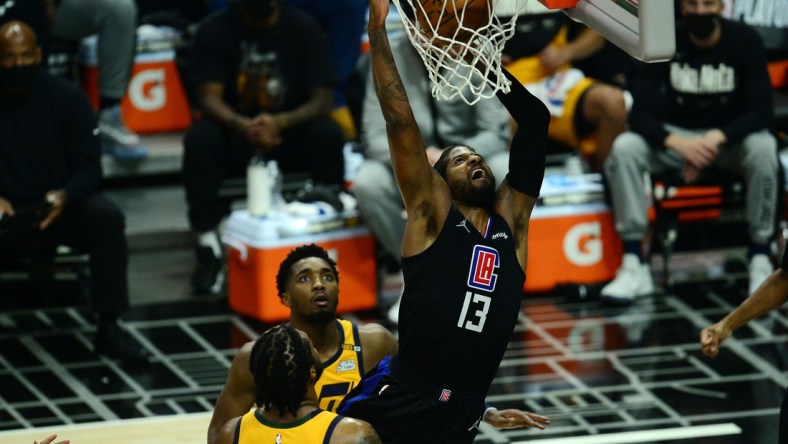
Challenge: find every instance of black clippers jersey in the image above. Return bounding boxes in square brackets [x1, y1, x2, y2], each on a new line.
[397, 206, 525, 395]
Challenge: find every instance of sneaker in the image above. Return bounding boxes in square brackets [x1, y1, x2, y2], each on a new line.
[93, 323, 150, 363]
[748, 254, 773, 296]
[191, 246, 224, 295]
[600, 254, 655, 305]
[98, 105, 140, 146]
[102, 139, 149, 162]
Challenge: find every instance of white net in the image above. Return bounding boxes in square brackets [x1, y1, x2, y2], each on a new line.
[392, 0, 528, 105]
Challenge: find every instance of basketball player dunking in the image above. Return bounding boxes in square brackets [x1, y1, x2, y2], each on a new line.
[337, 0, 551, 441]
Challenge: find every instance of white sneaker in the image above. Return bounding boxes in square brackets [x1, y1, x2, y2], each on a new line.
[748, 254, 773, 296]
[98, 105, 140, 146]
[600, 254, 655, 304]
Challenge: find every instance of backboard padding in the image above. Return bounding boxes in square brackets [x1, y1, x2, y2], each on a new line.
[564, 0, 675, 62]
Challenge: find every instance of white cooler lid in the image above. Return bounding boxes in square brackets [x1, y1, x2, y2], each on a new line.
[223, 210, 370, 249]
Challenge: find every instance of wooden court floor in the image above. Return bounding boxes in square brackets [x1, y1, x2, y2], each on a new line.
[0, 412, 211, 444]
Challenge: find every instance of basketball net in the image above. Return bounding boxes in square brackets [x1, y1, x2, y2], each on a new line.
[392, 0, 528, 105]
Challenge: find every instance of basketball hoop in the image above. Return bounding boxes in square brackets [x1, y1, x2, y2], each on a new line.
[392, 0, 528, 105]
[393, 0, 674, 105]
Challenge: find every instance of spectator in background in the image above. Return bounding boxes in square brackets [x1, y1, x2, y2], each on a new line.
[285, 0, 368, 141]
[45, 0, 148, 162]
[0, 20, 148, 363]
[353, 21, 512, 323]
[600, 0, 779, 303]
[0, 0, 51, 56]
[183, 0, 345, 295]
[502, 3, 629, 172]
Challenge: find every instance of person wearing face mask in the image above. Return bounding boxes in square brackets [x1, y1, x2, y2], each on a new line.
[0, 21, 149, 363]
[183, 0, 345, 295]
[599, 0, 780, 304]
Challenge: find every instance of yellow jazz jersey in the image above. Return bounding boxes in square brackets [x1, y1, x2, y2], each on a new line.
[315, 319, 365, 413]
[233, 408, 342, 444]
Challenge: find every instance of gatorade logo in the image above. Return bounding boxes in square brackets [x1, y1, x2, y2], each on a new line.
[563, 221, 602, 266]
[129, 68, 166, 111]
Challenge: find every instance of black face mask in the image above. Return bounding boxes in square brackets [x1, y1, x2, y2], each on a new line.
[685, 13, 719, 40]
[241, 0, 279, 22]
[0, 64, 38, 94]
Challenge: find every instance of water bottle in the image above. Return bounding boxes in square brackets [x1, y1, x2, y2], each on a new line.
[267, 160, 286, 213]
[247, 151, 270, 217]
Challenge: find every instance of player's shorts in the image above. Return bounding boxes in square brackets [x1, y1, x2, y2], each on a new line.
[338, 355, 487, 444]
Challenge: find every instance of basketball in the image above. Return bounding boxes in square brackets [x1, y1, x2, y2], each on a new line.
[416, 0, 491, 44]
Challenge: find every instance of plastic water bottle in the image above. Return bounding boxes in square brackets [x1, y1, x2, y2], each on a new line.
[267, 160, 286, 214]
[247, 152, 270, 217]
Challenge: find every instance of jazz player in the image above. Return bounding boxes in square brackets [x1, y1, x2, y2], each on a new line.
[208, 244, 398, 443]
[212, 325, 380, 443]
[336, 0, 552, 441]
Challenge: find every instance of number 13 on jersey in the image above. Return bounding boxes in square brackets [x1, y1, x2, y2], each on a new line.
[457, 292, 491, 332]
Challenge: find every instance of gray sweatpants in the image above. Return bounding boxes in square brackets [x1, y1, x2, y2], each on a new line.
[51, 0, 137, 100]
[603, 126, 778, 245]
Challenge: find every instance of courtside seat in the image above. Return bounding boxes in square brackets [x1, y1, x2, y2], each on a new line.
[650, 154, 785, 288]
[649, 169, 746, 287]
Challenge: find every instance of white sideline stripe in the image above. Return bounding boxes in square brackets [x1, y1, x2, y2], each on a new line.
[513, 423, 741, 444]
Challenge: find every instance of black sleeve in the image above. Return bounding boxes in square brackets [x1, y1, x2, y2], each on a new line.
[781, 244, 788, 273]
[719, 26, 774, 142]
[496, 67, 550, 198]
[190, 14, 230, 87]
[628, 61, 671, 145]
[61, 85, 101, 202]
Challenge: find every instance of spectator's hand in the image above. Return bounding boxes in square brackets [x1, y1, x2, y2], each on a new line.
[247, 113, 282, 150]
[483, 407, 551, 430]
[39, 190, 67, 231]
[34, 434, 69, 444]
[425, 146, 443, 166]
[700, 321, 733, 357]
[682, 163, 701, 183]
[0, 196, 15, 218]
[703, 128, 727, 148]
[665, 134, 718, 170]
[539, 46, 570, 71]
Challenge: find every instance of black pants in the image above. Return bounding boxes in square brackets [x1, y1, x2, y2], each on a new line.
[182, 117, 345, 232]
[340, 356, 486, 444]
[1, 193, 129, 316]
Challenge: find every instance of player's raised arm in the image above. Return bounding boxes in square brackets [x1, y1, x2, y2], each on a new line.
[366, 0, 451, 242]
[493, 67, 550, 270]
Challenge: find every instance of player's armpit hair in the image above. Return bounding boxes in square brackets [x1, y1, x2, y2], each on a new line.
[496, 68, 549, 197]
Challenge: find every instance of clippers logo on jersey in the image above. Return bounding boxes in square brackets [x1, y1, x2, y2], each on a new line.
[336, 359, 356, 372]
[439, 389, 452, 402]
[467, 245, 499, 292]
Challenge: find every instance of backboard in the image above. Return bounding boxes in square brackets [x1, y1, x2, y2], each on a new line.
[540, 0, 676, 62]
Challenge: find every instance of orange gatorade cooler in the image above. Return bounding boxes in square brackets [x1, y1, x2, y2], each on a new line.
[525, 174, 622, 293]
[80, 36, 191, 133]
[223, 210, 377, 323]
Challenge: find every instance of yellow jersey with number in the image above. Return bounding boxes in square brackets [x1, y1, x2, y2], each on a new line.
[315, 319, 365, 413]
[234, 408, 341, 444]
